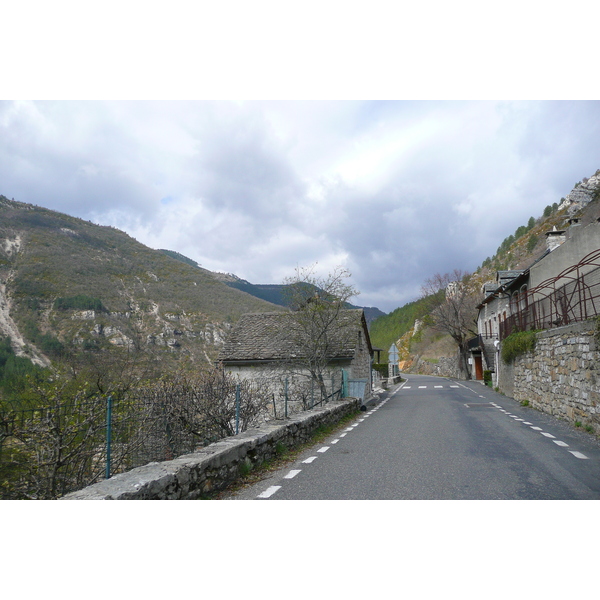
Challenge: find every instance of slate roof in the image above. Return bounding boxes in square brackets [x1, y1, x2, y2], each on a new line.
[218, 309, 371, 363]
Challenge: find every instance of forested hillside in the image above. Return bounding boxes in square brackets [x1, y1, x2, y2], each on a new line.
[0, 195, 281, 374]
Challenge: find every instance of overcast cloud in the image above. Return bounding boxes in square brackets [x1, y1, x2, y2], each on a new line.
[2, 100, 600, 312]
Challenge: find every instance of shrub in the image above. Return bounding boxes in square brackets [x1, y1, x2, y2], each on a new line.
[501, 330, 538, 364]
[54, 295, 107, 313]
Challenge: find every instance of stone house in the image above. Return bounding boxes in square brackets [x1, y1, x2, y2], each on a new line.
[217, 308, 374, 409]
[470, 219, 600, 384]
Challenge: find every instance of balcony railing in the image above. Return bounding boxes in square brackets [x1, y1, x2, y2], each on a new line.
[499, 249, 600, 340]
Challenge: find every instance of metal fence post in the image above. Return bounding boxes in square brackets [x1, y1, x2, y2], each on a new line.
[235, 384, 241, 435]
[105, 395, 113, 479]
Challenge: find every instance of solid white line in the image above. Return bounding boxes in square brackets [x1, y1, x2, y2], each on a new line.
[257, 486, 281, 498]
[317, 446, 329, 453]
[303, 456, 317, 463]
[540, 432, 556, 438]
[284, 470, 301, 479]
[569, 451, 589, 459]
[553, 440, 569, 447]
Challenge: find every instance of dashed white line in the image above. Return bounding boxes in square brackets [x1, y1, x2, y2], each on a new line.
[540, 432, 556, 439]
[530, 426, 543, 431]
[317, 446, 329, 453]
[284, 470, 301, 479]
[331, 439, 339, 444]
[569, 451, 589, 459]
[302, 456, 317, 464]
[418, 386, 427, 389]
[340, 433, 347, 437]
[523, 422, 532, 425]
[257, 486, 281, 499]
[553, 440, 569, 447]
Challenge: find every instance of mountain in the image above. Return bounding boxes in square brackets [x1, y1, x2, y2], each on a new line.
[0, 196, 283, 368]
[208, 272, 386, 326]
[369, 169, 600, 370]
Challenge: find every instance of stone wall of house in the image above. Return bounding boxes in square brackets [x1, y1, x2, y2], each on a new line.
[350, 330, 373, 381]
[61, 398, 361, 500]
[498, 319, 600, 429]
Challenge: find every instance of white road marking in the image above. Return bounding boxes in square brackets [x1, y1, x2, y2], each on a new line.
[530, 426, 543, 431]
[303, 456, 317, 463]
[523, 422, 532, 425]
[344, 427, 353, 432]
[257, 486, 281, 498]
[435, 386, 443, 388]
[340, 433, 347, 437]
[317, 446, 329, 453]
[553, 440, 569, 447]
[404, 386, 412, 389]
[569, 451, 589, 459]
[331, 439, 339, 444]
[418, 386, 427, 389]
[540, 432, 556, 438]
[450, 385, 459, 388]
[284, 470, 301, 479]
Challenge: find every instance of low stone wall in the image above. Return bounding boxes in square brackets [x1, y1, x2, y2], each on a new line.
[61, 398, 361, 500]
[408, 355, 461, 379]
[498, 320, 599, 428]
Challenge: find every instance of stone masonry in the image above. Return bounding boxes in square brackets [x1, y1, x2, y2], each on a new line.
[61, 397, 361, 500]
[498, 320, 599, 429]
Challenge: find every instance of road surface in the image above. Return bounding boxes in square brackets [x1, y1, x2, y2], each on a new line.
[222, 373, 600, 500]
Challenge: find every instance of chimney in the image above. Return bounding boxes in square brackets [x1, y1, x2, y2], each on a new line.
[545, 226, 566, 251]
[567, 217, 582, 239]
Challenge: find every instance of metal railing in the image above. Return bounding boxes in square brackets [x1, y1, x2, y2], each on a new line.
[500, 249, 600, 340]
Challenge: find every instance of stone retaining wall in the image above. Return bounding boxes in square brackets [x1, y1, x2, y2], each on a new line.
[498, 320, 600, 428]
[61, 398, 361, 500]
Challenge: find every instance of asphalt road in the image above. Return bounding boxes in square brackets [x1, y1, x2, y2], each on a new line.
[222, 373, 600, 500]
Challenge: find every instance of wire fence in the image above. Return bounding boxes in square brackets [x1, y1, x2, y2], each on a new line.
[500, 250, 600, 340]
[0, 370, 347, 499]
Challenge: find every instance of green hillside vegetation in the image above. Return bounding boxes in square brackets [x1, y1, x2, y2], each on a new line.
[369, 291, 443, 352]
[0, 195, 282, 375]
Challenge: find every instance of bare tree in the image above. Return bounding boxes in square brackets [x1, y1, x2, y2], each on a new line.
[280, 264, 360, 401]
[421, 269, 479, 378]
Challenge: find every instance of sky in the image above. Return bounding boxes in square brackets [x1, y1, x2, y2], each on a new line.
[2, 3, 600, 317]
[2, 99, 599, 313]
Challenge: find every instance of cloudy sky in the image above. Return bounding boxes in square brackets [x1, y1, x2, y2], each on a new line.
[2, 99, 599, 312]
[3, 4, 600, 314]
